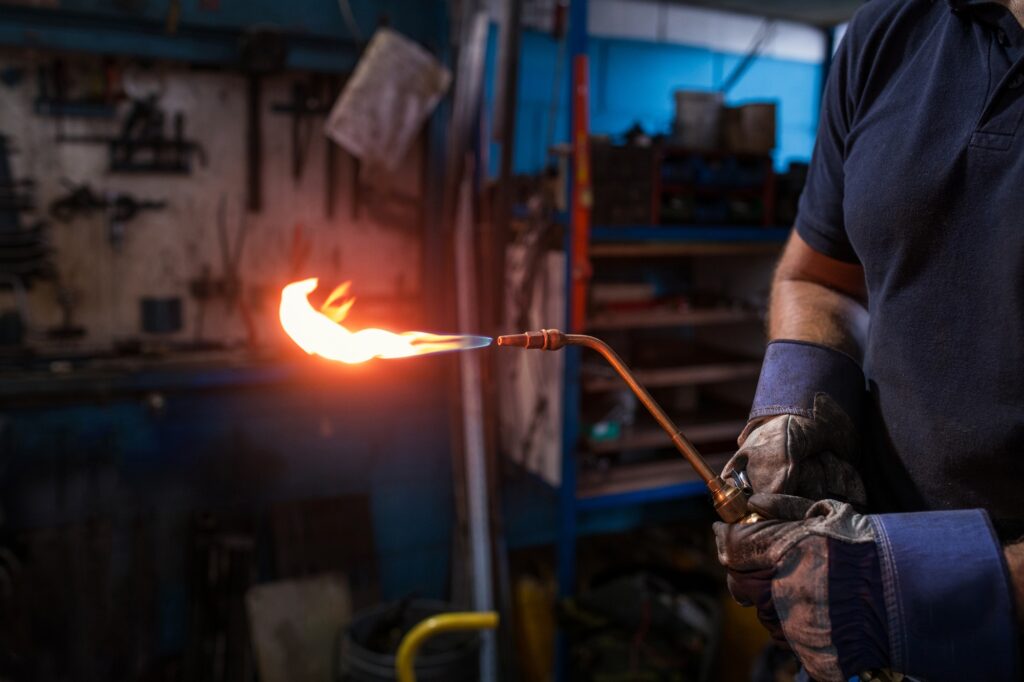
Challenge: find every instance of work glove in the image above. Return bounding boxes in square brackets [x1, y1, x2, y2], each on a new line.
[721, 341, 867, 505]
[714, 494, 1020, 682]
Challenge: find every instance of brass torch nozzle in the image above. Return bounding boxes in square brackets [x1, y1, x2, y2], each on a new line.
[496, 330, 567, 350]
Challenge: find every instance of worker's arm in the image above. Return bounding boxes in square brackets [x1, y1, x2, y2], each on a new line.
[719, 232, 1023, 678]
[1006, 543, 1024, 626]
[720, 232, 870, 503]
[768, 231, 868, 359]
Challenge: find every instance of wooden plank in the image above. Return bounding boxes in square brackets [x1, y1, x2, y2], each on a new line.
[583, 361, 761, 392]
[587, 308, 759, 330]
[587, 419, 746, 454]
[577, 452, 733, 499]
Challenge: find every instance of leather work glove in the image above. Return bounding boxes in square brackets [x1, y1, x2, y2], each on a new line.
[714, 494, 1020, 682]
[721, 340, 867, 505]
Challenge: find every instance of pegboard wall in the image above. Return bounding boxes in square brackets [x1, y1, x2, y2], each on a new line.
[0, 54, 428, 353]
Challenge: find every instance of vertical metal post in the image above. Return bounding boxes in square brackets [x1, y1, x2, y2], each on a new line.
[557, 0, 588, 680]
[455, 164, 497, 682]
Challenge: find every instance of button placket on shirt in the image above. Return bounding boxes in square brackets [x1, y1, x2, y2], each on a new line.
[971, 13, 1024, 149]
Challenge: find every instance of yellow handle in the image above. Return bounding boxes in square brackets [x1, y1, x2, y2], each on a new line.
[395, 611, 500, 682]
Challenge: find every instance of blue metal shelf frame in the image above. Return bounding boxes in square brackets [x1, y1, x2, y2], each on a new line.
[553, 8, 792, 679]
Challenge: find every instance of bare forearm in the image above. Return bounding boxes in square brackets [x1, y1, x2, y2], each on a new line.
[768, 233, 869, 361]
[769, 279, 868, 360]
[1005, 543, 1024, 627]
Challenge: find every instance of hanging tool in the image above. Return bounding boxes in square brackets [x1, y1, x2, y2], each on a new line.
[270, 78, 330, 181]
[496, 329, 753, 522]
[56, 96, 205, 173]
[270, 74, 346, 218]
[49, 182, 166, 249]
[239, 29, 287, 213]
[325, 74, 342, 219]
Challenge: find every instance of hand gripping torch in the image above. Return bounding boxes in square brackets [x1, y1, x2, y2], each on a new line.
[497, 329, 757, 524]
[498, 330, 907, 681]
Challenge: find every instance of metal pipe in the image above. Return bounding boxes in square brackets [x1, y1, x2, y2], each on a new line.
[497, 329, 751, 523]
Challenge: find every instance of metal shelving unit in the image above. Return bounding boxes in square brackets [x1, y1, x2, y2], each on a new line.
[551, 1, 854, 678]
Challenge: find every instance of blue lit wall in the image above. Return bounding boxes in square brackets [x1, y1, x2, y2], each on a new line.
[485, 26, 824, 174]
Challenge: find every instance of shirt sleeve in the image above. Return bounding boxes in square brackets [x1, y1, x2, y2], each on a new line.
[795, 28, 860, 264]
[871, 510, 1020, 680]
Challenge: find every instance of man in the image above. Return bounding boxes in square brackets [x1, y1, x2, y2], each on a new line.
[714, 0, 1024, 680]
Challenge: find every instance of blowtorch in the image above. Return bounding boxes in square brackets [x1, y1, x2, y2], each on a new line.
[496, 329, 756, 524]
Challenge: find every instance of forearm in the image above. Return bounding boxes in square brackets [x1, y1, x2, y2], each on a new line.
[1004, 542, 1024, 627]
[768, 233, 869, 360]
[769, 279, 869, 360]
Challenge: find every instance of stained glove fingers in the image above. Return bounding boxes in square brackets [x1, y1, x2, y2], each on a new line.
[714, 517, 803, 570]
[747, 493, 818, 521]
[725, 567, 787, 643]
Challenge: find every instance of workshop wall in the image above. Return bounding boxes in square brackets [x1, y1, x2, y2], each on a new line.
[0, 6, 457, 666]
[485, 1, 826, 174]
[0, 57, 426, 349]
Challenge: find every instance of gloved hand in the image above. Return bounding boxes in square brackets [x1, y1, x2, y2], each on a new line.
[714, 494, 1020, 682]
[722, 394, 866, 505]
[721, 340, 867, 505]
[714, 494, 887, 682]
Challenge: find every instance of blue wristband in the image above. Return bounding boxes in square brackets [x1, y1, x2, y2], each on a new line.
[750, 340, 866, 427]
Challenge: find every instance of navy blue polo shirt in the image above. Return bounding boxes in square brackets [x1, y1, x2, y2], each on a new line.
[796, 0, 1024, 533]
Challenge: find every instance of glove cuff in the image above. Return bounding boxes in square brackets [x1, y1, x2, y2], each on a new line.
[749, 340, 865, 427]
[871, 509, 1020, 681]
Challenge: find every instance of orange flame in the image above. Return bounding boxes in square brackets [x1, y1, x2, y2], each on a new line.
[279, 278, 491, 364]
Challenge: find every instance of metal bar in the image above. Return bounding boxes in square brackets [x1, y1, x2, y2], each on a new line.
[719, 19, 776, 94]
[557, 2, 588, 678]
[0, 6, 359, 72]
[497, 330, 751, 523]
[454, 165, 497, 682]
[493, 0, 523, 331]
[566, 335, 716, 483]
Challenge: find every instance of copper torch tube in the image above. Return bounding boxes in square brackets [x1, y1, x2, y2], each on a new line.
[496, 329, 750, 523]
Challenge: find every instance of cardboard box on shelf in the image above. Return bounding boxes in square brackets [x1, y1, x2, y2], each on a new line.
[722, 103, 777, 154]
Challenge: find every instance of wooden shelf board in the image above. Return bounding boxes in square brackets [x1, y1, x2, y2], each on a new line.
[586, 420, 746, 454]
[583, 361, 761, 392]
[588, 308, 760, 330]
[577, 452, 733, 501]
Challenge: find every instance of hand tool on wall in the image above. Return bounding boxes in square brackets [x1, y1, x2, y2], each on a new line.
[239, 29, 287, 213]
[271, 78, 329, 182]
[270, 74, 346, 218]
[56, 96, 205, 173]
[50, 182, 166, 249]
[497, 329, 753, 522]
